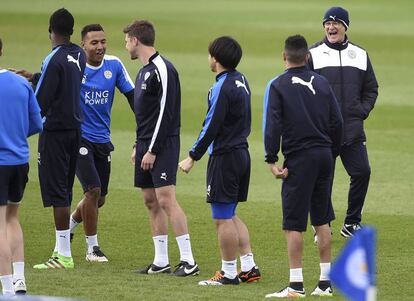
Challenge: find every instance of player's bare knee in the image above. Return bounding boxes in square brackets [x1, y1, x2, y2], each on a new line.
[144, 197, 159, 211]
[85, 187, 101, 202]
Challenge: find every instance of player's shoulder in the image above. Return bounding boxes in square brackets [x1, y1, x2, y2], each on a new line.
[2, 70, 30, 87]
[309, 40, 324, 51]
[103, 54, 122, 63]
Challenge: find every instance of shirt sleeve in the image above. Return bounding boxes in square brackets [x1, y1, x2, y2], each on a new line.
[116, 59, 135, 94]
[263, 81, 282, 164]
[189, 88, 228, 161]
[147, 67, 176, 154]
[35, 60, 60, 117]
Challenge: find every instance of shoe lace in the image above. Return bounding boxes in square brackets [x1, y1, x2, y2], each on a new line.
[209, 271, 224, 282]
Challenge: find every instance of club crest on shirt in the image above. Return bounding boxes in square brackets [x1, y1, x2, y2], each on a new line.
[104, 70, 112, 79]
[144, 71, 151, 81]
[79, 147, 88, 155]
[348, 49, 357, 59]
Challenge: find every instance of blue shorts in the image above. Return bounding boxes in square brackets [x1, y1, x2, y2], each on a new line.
[211, 202, 237, 219]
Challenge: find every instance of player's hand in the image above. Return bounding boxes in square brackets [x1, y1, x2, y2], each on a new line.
[11, 69, 33, 81]
[178, 156, 194, 174]
[141, 151, 156, 171]
[269, 164, 288, 179]
[130, 148, 136, 165]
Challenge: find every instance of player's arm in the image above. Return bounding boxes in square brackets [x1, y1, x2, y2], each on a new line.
[263, 82, 288, 179]
[27, 84, 43, 136]
[35, 61, 60, 116]
[189, 89, 228, 161]
[116, 59, 135, 113]
[146, 69, 178, 155]
[263, 81, 282, 164]
[360, 55, 378, 119]
[124, 90, 135, 113]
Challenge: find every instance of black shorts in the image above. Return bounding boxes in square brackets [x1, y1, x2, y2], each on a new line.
[76, 138, 114, 196]
[134, 136, 179, 188]
[281, 147, 335, 232]
[38, 129, 80, 207]
[206, 148, 250, 204]
[0, 164, 29, 205]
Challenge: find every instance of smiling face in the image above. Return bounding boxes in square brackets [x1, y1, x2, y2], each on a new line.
[82, 31, 106, 66]
[324, 21, 346, 44]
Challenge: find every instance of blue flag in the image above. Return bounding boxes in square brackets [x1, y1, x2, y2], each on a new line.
[330, 227, 377, 301]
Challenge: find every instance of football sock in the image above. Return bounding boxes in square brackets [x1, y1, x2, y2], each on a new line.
[0, 274, 14, 296]
[319, 262, 331, 281]
[152, 235, 168, 267]
[86, 234, 98, 253]
[69, 215, 80, 233]
[240, 252, 255, 272]
[289, 268, 304, 283]
[289, 281, 304, 291]
[318, 280, 331, 290]
[56, 229, 72, 257]
[12, 262, 25, 282]
[221, 259, 238, 279]
[176, 234, 195, 265]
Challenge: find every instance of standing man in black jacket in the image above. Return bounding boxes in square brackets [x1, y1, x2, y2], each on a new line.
[16, 8, 86, 269]
[308, 7, 378, 237]
[124, 20, 198, 277]
[264, 35, 343, 298]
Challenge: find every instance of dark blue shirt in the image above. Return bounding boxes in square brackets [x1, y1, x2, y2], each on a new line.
[134, 52, 180, 154]
[263, 66, 343, 163]
[0, 70, 43, 165]
[35, 43, 86, 130]
[190, 70, 251, 161]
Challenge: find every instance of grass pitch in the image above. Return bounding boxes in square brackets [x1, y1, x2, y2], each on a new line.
[1, 0, 413, 300]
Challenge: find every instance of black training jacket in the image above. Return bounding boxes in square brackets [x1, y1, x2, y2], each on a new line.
[308, 37, 378, 144]
[263, 66, 343, 163]
[133, 52, 180, 154]
[34, 43, 86, 131]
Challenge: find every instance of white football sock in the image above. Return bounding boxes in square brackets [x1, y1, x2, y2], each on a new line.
[56, 229, 71, 257]
[70, 215, 80, 233]
[12, 262, 25, 282]
[240, 252, 256, 272]
[0, 274, 14, 296]
[86, 234, 98, 253]
[153, 235, 168, 267]
[319, 262, 331, 281]
[289, 268, 303, 283]
[176, 234, 195, 265]
[221, 259, 237, 279]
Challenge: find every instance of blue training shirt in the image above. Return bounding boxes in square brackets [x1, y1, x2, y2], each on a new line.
[0, 70, 43, 165]
[80, 55, 134, 143]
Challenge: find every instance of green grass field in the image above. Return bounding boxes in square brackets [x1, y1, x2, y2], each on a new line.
[1, 0, 414, 300]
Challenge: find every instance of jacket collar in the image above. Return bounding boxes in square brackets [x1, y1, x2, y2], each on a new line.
[324, 35, 349, 51]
